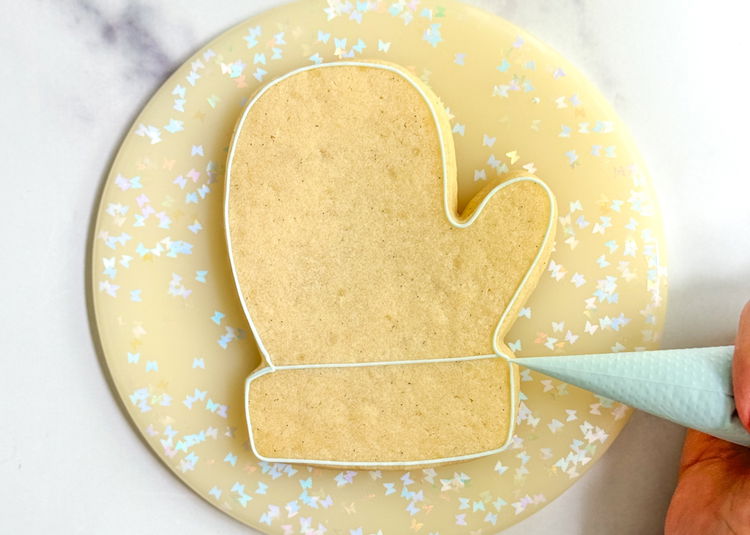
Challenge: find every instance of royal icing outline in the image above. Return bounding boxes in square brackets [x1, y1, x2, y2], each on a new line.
[224, 61, 556, 467]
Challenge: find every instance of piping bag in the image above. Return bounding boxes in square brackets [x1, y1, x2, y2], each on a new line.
[506, 345, 750, 446]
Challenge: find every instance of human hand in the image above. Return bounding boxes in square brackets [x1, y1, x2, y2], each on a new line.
[665, 302, 750, 534]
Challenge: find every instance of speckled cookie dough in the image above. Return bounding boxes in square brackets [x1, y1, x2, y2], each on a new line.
[227, 61, 555, 467]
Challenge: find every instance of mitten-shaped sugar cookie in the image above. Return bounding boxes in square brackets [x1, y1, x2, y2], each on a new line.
[226, 61, 556, 468]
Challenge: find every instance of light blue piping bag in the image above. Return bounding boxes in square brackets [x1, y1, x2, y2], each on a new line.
[509, 346, 750, 446]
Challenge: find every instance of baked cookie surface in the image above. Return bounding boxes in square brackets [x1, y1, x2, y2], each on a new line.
[226, 61, 556, 467]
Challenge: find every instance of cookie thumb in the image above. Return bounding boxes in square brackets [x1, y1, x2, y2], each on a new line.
[451, 174, 555, 345]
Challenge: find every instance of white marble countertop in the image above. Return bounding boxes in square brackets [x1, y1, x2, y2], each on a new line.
[2, 0, 749, 533]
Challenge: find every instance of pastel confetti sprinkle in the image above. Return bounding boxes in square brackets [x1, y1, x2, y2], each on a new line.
[423, 24, 443, 47]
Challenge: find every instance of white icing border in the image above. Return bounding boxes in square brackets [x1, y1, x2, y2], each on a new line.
[224, 61, 556, 467]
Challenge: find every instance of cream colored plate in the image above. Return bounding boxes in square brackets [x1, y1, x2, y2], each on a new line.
[91, 1, 667, 532]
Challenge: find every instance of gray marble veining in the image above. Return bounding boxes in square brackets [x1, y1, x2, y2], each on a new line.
[48, 0, 194, 82]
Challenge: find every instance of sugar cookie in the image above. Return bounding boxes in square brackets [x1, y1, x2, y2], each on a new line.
[225, 61, 556, 468]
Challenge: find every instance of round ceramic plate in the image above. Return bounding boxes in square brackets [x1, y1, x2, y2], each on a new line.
[91, 1, 667, 532]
